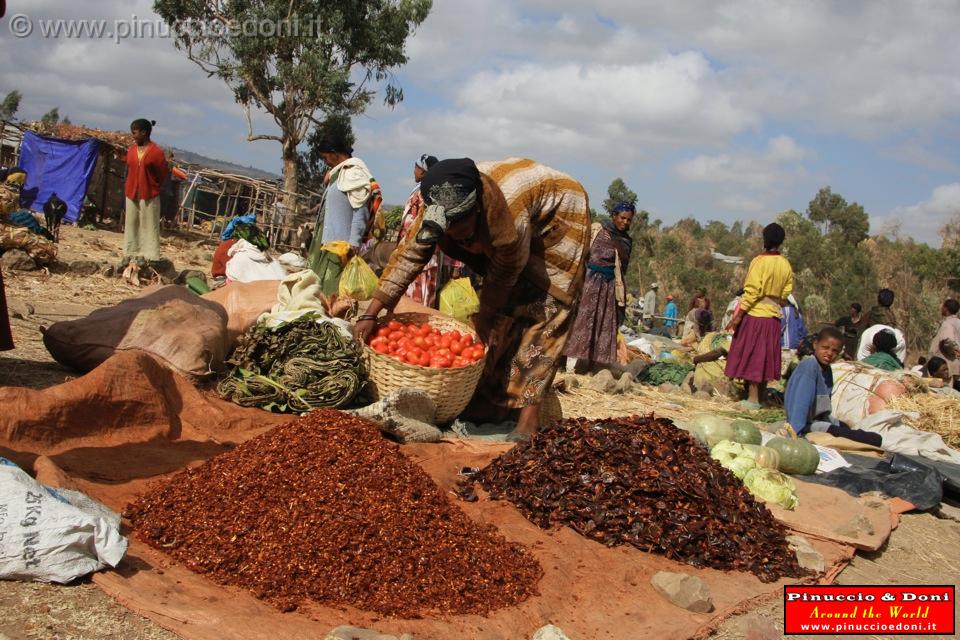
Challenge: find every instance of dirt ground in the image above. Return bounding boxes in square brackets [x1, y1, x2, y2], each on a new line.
[0, 225, 958, 640]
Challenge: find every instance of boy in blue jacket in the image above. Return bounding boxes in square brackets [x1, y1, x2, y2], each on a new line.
[784, 326, 882, 446]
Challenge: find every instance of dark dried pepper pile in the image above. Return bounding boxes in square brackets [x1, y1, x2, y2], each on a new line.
[460, 415, 807, 583]
[126, 410, 542, 616]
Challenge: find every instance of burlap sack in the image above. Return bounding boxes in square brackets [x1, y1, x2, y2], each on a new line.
[43, 285, 227, 378]
[202, 280, 279, 348]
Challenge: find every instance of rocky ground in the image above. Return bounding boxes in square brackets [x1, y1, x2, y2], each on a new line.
[0, 225, 957, 640]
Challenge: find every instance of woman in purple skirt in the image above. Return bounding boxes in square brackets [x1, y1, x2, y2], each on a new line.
[563, 202, 635, 370]
[724, 223, 794, 407]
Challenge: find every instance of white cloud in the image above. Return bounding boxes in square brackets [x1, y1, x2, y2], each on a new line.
[674, 136, 812, 190]
[881, 183, 960, 245]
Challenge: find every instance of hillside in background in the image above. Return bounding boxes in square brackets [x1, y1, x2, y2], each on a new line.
[170, 147, 280, 182]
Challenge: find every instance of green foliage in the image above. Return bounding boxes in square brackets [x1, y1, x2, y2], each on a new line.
[297, 112, 356, 193]
[40, 107, 60, 127]
[807, 186, 869, 245]
[153, 0, 432, 192]
[602, 177, 638, 214]
[0, 90, 21, 121]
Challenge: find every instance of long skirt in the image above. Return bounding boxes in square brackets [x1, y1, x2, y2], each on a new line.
[0, 267, 13, 351]
[724, 314, 782, 383]
[562, 272, 619, 365]
[471, 280, 576, 410]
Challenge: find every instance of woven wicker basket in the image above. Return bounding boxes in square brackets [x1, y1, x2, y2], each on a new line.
[363, 312, 485, 423]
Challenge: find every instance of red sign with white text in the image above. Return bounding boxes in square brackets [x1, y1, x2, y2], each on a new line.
[784, 585, 955, 635]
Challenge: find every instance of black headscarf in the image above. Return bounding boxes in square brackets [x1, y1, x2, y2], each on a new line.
[417, 158, 482, 244]
[873, 329, 898, 356]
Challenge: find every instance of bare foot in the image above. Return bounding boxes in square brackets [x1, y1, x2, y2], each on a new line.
[514, 403, 541, 436]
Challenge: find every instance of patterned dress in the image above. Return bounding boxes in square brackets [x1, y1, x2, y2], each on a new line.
[376, 158, 590, 409]
[562, 225, 631, 365]
[399, 187, 439, 307]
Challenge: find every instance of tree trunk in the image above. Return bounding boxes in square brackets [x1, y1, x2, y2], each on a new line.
[281, 138, 299, 209]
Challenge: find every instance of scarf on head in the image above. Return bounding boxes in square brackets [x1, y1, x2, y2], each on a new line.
[601, 217, 633, 252]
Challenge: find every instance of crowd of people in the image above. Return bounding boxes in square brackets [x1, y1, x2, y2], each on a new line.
[3, 117, 960, 441]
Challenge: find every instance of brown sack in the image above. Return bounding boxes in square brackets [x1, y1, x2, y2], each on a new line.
[202, 280, 279, 348]
[42, 285, 227, 379]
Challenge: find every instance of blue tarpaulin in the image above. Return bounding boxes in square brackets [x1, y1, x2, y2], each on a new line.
[18, 131, 100, 224]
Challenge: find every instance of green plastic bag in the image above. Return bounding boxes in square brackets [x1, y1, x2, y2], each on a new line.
[439, 277, 480, 322]
[338, 256, 378, 301]
[310, 250, 343, 296]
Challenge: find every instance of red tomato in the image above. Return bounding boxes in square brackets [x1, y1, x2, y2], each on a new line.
[388, 320, 402, 332]
[372, 340, 390, 354]
[376, 327, 392, 339]
[388, 330, 404, 342]
[450, 342, 464, 355]
[413, 336, 426, 348]
[369, 336, 387, 349]
[435, 347, 451, 357]
[405, 350, 422, 365]
[452, 357, 467, 368]
[399, 337, 415, 351]
[448, 330, 461, 342]
[460, 334, 475, 346]
[417, 352, 431, 367]
[439, 335, 453, 349]
[418, 324, 432, 337]
[424, 335, 437, 347]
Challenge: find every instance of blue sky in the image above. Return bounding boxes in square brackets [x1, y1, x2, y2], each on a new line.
[3, 0, 960, 245]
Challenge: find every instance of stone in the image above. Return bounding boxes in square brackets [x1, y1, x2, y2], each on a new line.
[69, 260, 102, 276]
[100, 264, 115, 278]
[324, 626, 412, 640]
[743, 615, 781, 640]
[786, 535, 825, 573]
[1, 249, 37, 271]
[650, 571, 714, 613]
[587, 368, 617, 393]
[625, 359, 650, 379]
[658, 383, 680, 394]
[614, 372, 635, 394]
[6, 298, 34, 319]
[532, 624, 570, 640]
[693, 390, 712, 400]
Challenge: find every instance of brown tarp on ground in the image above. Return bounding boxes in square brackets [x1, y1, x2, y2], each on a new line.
[0, 351, 892, 640]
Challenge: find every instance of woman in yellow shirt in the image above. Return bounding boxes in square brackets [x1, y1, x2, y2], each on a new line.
[724, 223, 793, 407]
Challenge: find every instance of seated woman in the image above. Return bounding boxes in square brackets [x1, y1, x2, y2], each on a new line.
[691, 331, 735, 396]
[784, 326, 882, 446]
[860, 328, 903, 371]
[680, 308, 712, 348]
[920, 356, 951, 382]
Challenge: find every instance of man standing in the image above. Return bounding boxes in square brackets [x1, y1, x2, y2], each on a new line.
[663, 294, 678, 335]
[835, 302, 863, 358]
[643, 282, 658, 328]
[864, 289, 897, 330]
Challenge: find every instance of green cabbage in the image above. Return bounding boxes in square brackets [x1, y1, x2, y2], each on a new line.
[711, 441, 756, 479]
[743, 468, 799, 510]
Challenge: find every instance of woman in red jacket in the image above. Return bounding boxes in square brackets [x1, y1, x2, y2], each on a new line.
[123, 118, 168, 267]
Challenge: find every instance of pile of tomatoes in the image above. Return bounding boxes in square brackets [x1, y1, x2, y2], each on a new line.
[366, 320, 485, 369]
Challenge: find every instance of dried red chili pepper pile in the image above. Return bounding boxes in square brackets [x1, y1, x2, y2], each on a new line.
[126, 409, 542, 616]
[460, 416, 807, 583]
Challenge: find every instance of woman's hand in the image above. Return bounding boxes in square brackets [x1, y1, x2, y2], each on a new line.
[725, 312, 743, 334]
[353, 298, 387, 343]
